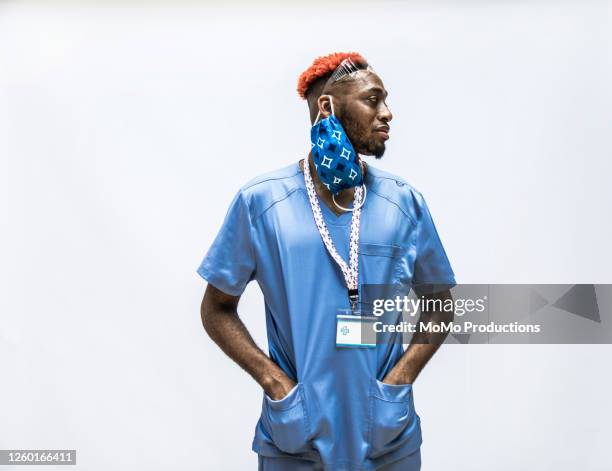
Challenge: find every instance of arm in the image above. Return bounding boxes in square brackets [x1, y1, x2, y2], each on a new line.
[200, 283, 296, 400]
[383, 289, 454, 385]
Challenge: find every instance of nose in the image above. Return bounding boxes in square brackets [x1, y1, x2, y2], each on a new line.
[378, 101, 392, 123]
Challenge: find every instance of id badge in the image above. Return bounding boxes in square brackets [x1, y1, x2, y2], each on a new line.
[336, 308, 378, 348]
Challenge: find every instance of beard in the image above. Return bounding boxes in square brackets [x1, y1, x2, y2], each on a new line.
[361, 137, 386, 159]
[340, 113, 386, 159]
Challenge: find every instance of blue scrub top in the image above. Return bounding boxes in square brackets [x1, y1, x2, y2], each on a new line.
[198, 161, 456, 470]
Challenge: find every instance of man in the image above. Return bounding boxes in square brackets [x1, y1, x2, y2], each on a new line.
[198, 52, 456, 470]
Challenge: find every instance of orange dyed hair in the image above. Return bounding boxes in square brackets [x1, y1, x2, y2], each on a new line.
[297, 51, 367, 99]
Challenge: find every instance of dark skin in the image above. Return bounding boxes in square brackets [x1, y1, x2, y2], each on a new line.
[201, 69, 454, 400]
[302, 70, 392, 214]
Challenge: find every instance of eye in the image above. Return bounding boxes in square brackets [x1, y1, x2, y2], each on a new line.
[368, 96, 378, 104]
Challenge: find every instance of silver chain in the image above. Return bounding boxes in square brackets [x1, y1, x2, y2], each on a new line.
[302, 157, 364, 292]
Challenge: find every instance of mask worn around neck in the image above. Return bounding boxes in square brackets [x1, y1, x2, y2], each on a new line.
[310, 96, 363, 195]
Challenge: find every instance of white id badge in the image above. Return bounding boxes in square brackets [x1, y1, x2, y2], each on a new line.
[336, 309, 378, 348]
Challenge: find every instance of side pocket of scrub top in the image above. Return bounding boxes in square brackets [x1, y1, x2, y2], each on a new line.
[367, 378, 422, 460]
[262, 383, 312, 454]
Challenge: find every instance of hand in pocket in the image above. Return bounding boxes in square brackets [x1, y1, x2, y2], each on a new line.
[263, 383, 312, 454]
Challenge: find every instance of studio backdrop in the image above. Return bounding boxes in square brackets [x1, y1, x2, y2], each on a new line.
[1, 1, 611, 470]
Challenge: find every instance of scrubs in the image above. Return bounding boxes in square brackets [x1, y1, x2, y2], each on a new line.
[198, 162, 456, 470]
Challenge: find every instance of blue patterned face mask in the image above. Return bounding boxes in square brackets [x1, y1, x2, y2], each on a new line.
[310, 96, 363, 195]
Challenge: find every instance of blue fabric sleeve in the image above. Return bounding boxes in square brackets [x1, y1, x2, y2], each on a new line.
[412, 193, 456, 296]
[197, 190, 257, 296]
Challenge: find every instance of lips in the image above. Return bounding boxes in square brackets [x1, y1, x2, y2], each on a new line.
[374, 125, 390, 140]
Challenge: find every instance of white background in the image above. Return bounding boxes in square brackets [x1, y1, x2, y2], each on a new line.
[1, 1, 611, 470]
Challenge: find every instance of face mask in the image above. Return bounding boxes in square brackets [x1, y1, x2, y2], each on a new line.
[310, 96, 363, 195]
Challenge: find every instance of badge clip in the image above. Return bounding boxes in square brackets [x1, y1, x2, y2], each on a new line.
[348, 288, 359, 312]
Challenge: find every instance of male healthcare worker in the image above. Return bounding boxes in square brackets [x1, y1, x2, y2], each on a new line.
[198, 52, 456, 470]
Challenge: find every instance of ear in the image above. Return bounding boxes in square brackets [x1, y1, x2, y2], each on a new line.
[316, 95, 333, 119]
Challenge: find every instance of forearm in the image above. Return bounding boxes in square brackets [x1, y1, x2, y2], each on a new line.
[202, 307, 289, 390]
[384, 289, 454, 384]
[200, 287, 295, 400]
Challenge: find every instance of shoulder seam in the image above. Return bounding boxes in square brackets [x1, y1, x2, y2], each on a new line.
[249, 187, 301, 222]
[369, 186, 418, 226]
[371, 173, 408, 185]
[367, 165, 409, 185]
[242, 168, 301, 191]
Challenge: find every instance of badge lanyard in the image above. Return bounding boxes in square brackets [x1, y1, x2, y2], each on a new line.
[302, 157, 364, 312]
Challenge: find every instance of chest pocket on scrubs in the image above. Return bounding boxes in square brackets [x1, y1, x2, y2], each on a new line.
[262, 383, 312, 454]
[359, 243, 402, 285]
[367, 378, 422, 459]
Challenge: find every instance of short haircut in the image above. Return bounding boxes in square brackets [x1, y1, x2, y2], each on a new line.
[296, 51, 367, 100]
